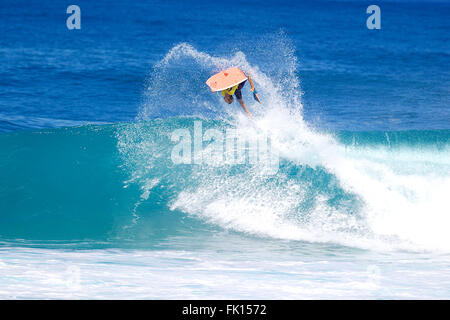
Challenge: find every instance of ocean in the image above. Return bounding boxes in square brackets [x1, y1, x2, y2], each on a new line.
[0, 0, 449, 299]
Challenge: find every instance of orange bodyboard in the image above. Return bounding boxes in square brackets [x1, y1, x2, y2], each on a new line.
[206, 67, 248, 92]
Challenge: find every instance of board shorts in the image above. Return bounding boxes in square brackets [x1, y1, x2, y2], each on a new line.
[234, 80, 246, 100]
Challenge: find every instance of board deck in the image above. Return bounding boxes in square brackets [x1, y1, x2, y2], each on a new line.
[206, 67, 248, 92]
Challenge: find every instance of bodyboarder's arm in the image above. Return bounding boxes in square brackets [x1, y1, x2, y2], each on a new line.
[247, 74, 255, 92]
[238, 98, 252, 117]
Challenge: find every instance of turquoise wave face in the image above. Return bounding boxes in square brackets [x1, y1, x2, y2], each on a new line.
[1, 40, 449, 252]
[0, 124, 130, 241]
[1, 120, 449, 251]
[0, 122, 216, 246]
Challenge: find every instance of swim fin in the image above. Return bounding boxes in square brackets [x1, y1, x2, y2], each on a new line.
[253, 91, 261, 103]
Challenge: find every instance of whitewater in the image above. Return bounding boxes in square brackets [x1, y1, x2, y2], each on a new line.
[1, 40, 449, 299]
[120, 42, 450, 253]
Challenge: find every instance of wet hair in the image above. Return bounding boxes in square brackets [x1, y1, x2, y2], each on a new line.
[224, 94, 234, 104]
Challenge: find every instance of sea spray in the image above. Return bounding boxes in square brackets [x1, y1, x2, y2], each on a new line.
[116, 41, 450, 252]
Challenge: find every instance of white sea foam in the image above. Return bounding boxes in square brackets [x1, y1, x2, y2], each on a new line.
[0, 246, 449, 299]
[122, 42, 450, 253]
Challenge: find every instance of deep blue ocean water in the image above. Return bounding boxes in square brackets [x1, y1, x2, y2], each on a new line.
[0, 0, 449, 298]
